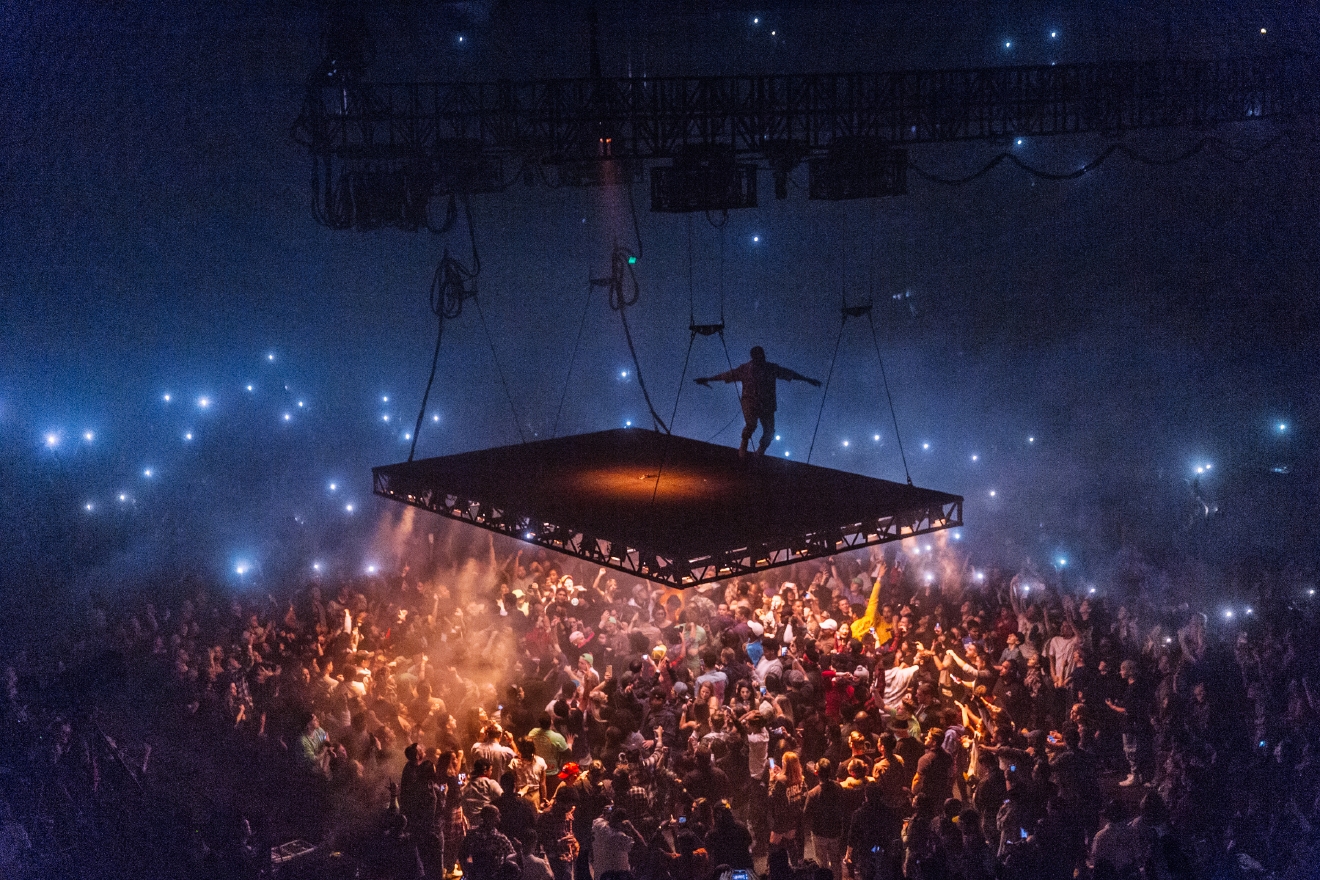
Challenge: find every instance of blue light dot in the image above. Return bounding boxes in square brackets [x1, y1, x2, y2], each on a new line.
[345, 503, 354, 513]
[283, 413, 291, 421]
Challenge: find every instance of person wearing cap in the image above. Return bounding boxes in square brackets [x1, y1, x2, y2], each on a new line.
[694, 345, 822, 457]
[640, 688, 679, 751]
[745, 620, 766, 666]
[459, 804, 518, 880]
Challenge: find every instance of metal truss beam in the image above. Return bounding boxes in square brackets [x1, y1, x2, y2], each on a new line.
[295, 55, 1313, 166]
[374, 468, 962, 588]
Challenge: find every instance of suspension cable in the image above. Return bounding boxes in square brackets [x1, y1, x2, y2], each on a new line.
[807, 315, 846, 464]
[551, 278, 596, 439]
[866, 311, 912, 485]
[474, 294, 527, 444]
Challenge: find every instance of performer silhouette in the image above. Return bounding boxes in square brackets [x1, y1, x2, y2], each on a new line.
[696, 346, 821, 457]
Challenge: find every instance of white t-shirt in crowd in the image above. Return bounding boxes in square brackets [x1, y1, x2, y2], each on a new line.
[880, 664, 922, 711]
[746, 729, 770, 779]
[1045, 634, 1081, 685]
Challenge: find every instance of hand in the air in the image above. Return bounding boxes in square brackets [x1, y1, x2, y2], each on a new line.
[694, 377, 710, 386]
[808, 378, 823, 387]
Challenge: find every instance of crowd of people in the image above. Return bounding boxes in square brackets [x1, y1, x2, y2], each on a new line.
[1, 530, 1318, 880]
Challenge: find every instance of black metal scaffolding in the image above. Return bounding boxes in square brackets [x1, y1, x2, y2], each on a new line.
[373, 428, 963, 588]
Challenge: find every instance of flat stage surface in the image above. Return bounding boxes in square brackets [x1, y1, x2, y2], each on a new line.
[375, 429, 961, 579]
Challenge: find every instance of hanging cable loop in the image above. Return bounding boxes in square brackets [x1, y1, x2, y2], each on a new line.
[409, 195, 494, 461]
[593, 242, 669, 434]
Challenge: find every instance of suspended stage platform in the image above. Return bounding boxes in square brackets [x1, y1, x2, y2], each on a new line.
[373, 428, 962, 587]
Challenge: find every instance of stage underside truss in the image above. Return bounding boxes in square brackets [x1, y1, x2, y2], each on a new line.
[373, 428, 963, 588]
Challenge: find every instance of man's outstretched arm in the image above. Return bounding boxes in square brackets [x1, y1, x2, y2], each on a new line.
[695, 366, 742, 386]
[775, 366, 822, 386]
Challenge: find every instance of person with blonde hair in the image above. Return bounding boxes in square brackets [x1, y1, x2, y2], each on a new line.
[769, 750, 808, 864]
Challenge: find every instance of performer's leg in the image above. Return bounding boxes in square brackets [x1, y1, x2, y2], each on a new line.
[739, 404, 758, 456]
[757, 412, 776, 454]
